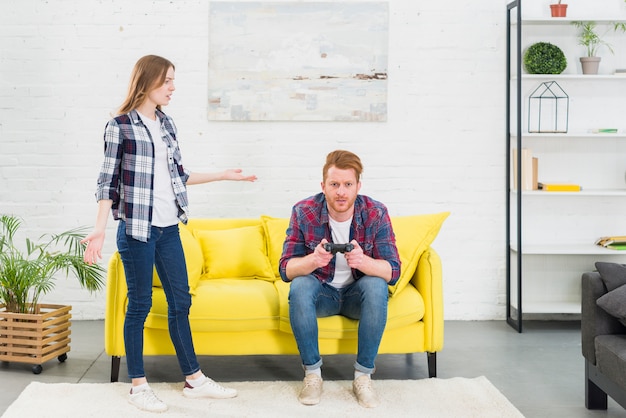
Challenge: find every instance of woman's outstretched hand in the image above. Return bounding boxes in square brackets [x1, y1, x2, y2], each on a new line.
[223, 168, 257, 182]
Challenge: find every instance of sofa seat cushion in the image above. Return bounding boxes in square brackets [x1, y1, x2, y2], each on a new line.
[145, 279, 279, 332]
[595, 334, 626, 390]
[275, 279, 425, 338]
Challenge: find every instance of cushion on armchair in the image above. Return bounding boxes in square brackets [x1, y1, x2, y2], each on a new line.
[595, 262, 626, 327]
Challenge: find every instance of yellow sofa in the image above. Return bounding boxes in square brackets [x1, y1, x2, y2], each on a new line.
[104, 213, 448, 382]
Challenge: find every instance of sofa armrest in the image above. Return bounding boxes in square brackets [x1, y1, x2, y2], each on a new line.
[581, 271, 625, 364]
[411, 247, 444, 352]
[104, 252, 128, 357]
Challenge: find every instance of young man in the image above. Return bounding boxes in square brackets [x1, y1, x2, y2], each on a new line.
[279, 150, 400, 408]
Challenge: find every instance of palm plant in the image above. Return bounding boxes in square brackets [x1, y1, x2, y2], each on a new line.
[573, 21, 626, 57]
[0, 215, 105, 314]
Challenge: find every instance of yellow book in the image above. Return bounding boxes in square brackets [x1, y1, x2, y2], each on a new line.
[538, 182, 581, 192]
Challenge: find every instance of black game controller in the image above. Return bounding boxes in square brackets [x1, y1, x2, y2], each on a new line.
[323, 243, 354, 254]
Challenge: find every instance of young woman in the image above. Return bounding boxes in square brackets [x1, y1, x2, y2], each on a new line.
[82, 55, 256, 413]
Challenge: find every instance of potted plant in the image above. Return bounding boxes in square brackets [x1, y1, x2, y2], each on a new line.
[0, 214, 105, 373]
[523, 42, 567, 74]
[550, 0, 567, 18]
[573, 21, 626, 74]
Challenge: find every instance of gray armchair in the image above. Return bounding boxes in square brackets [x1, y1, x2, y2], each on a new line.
[581, 265, 626, 410]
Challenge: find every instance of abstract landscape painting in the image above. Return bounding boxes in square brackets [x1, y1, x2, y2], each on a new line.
[208, 2, 388, 121]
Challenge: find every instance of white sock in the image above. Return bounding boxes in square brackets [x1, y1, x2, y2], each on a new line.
[186, 374, 208, 388]
[131, 382, 150, 394]
[305, 368, 322, 378]
[354, 370, 370, 380]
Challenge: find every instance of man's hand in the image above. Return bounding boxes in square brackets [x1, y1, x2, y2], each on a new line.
[314, 238, 334, 268]
[344, 240, 366, 270]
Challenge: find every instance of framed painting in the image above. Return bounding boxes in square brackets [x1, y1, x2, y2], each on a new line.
[208, 2, 389, 121]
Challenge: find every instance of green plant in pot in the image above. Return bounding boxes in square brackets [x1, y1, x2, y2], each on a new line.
[0, 214, 105, 314]
[572, 21, 626, 74]
[523, 42, 567, 74]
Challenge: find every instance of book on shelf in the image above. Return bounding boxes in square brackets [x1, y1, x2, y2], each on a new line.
[592, 128, 619, 134]
[512, 148, 537, 191]
[595, 236, 626, 250]
[538, 182, 581, 192]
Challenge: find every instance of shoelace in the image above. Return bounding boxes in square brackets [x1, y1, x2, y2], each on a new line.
[353, 379, 372, 393]
[203, 378, 230, 393]
[140, 389, 164, 406]
[303, 376, 322, 388]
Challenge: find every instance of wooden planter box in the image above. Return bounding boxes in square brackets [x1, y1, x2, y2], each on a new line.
[0, 304, 71, 373]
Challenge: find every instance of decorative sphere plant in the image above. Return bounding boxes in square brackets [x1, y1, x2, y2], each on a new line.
[523, 42, 567, 74]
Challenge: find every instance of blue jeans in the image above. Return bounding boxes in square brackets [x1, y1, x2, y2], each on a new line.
[116, 221, 200, 379]
[288, 275, 388, 374]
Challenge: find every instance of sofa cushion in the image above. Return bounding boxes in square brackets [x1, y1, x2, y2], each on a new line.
[261, 215, 289, 277]
[195, 225, 275, 281]
[597, 284, 626, 327]
[595, 262, 626, 327]
[388, 212, 449, 296]
[595, 262, 626, 291]
[152, 224, 204, 294]
[146, 279, 279, 332]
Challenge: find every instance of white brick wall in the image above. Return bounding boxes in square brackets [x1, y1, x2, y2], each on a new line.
[0, 0, 510, 320]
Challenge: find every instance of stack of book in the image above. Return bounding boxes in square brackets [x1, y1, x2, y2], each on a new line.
[595, 236, 626, 250]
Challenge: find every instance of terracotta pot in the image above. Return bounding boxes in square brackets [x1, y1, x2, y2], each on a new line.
[580, 56, 601, 75]
[550, 4, 567, 17]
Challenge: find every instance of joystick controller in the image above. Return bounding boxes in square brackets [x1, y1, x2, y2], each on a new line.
[323, 243, 354, 255]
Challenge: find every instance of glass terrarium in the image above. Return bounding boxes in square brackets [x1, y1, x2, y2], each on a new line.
[527, 81, 568, 133]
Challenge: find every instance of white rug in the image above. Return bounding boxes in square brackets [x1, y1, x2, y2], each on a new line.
[2, 376, 523, 418]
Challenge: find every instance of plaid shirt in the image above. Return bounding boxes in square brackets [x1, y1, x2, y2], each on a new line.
[95, 109, 190, 242]
[279, 193, 401, 285]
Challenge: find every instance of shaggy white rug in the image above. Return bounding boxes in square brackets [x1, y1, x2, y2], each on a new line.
[2, 376, 523, 418]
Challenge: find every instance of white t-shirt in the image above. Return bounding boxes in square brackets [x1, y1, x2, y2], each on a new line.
[138, 112, 179, 227]
[329, 216, 354, 288]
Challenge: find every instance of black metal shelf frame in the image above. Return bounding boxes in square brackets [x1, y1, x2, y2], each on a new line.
[506, 0, 523, 332]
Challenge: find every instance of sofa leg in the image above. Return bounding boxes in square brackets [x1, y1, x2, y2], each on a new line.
[427, 352, 437, 378]
[111, 356, 121, 383]
[585, 361, 607, 410]
[586, 377, 608, 410]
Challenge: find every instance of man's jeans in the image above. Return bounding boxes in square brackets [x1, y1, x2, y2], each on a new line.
[117, 221, 200, 379]
[288, 275, 388, 374]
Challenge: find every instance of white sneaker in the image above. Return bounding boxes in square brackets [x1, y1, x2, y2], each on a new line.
[183, 377, 238, 399]
[128, 388, 168, 413]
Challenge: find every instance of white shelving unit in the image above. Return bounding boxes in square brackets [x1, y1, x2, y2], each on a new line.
[506, 1, 626, 332]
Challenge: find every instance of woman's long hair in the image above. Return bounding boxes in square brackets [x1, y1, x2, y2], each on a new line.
[118, 55, 175, 115]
